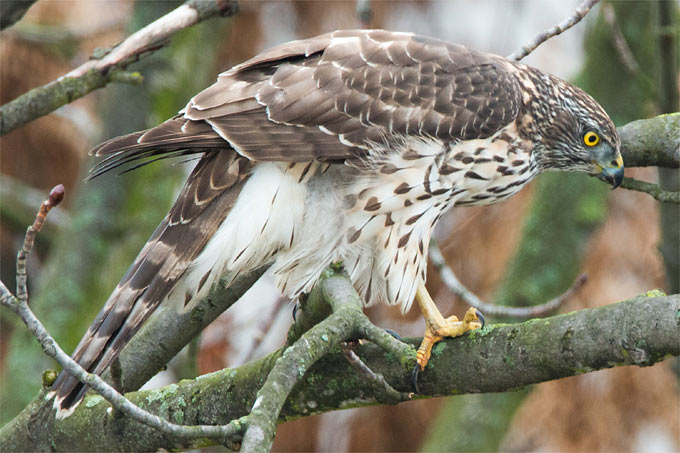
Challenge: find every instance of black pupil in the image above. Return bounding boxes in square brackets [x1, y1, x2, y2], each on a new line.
[587, 134, 596, 143]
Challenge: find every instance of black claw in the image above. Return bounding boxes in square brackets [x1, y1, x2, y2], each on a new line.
[410, 364, 420, 394]
[384, 328, 402, 340]
[292, 303, 299, 322]
[476, 309, 486, 329]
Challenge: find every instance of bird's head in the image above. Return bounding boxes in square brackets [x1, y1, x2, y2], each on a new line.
[531, 78, 623, 189]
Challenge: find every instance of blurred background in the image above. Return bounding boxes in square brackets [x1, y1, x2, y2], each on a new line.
[1, 1, 678, 451]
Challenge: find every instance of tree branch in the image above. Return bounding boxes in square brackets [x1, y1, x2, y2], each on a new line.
[1, 280, 245, 445]
[618, 113, 680, 168]
[428, 240, 587, 319]
[2, 284, 676, 451]
[102, 265, 269, 394]
[620, 176, 680, 203]
[0, 0, 238, 136]
[240, 265, 415, 451]
[508, 0, 600, 61]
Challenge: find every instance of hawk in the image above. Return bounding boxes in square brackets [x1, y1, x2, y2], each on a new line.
[51, 29, 623, 416]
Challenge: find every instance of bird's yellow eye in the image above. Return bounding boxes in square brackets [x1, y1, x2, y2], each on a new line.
[583, 131, 600, 147]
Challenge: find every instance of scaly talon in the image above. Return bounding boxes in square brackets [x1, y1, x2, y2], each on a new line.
[412, 284, 485, 393]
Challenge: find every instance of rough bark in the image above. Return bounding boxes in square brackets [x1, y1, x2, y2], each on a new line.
[1, 291, 676, 452]
[103, 266, 268, 394]
[618, 114, 680, 168]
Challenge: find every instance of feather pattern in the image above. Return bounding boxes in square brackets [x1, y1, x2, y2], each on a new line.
[51, 29, 620, 416]
[53, 29, 525, 415]
[52, 150, 251, 414]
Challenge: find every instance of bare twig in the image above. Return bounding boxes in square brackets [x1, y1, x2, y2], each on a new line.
[0, 0, 238, 136]
[509, 0, 600, 61]
[601, 3, 641, 76]
[1, 185, 245, 446]
[342, 342, 410, 404]
[15, 185, 64, 302]
[620, 176, 680, 204]
[428, 240, 587, 318]
[0, 174, 70, 230]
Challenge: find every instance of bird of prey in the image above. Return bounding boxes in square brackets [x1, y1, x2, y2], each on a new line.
[51, 29, 623, 416]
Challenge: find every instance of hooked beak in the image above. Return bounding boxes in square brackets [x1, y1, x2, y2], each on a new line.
[594, 154, 624, 189]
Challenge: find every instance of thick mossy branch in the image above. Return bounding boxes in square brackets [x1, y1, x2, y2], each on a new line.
[618, 113, 680, 168]
[1, 292, 676, 452]
[102, 266, 269, 394]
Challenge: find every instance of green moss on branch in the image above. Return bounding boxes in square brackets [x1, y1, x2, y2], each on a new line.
[1, 293, 676, 452]
[618, 113, 680, 168]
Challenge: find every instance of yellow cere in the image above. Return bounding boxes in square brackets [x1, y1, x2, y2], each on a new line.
[583, 131, 600, 147]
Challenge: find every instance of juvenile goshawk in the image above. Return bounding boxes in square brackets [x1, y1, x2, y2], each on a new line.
[51, 29, 624, 416]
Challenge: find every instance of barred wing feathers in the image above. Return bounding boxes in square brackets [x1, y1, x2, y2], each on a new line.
[94, 29, 522, 176]
[52, 151, 251, 414]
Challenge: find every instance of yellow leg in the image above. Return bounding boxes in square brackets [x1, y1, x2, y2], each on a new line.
[415, 284, 484, 371]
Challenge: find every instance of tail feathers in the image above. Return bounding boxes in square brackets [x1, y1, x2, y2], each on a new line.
[88, 116, 226, 179]
[51, 150, 251, 417]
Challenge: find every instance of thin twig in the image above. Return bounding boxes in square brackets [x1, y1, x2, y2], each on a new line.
[341, 342, 410, 404]
[619, 176, 680, 204]
[1, 185, 245, 446]
[601, 3, 641, 76]
[509, 0, 600, 61]
[0, 0, 238, 135]
[1, 174, 70, 230]
[15, 185, 64, 302]
[428, 240, 587, 318]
